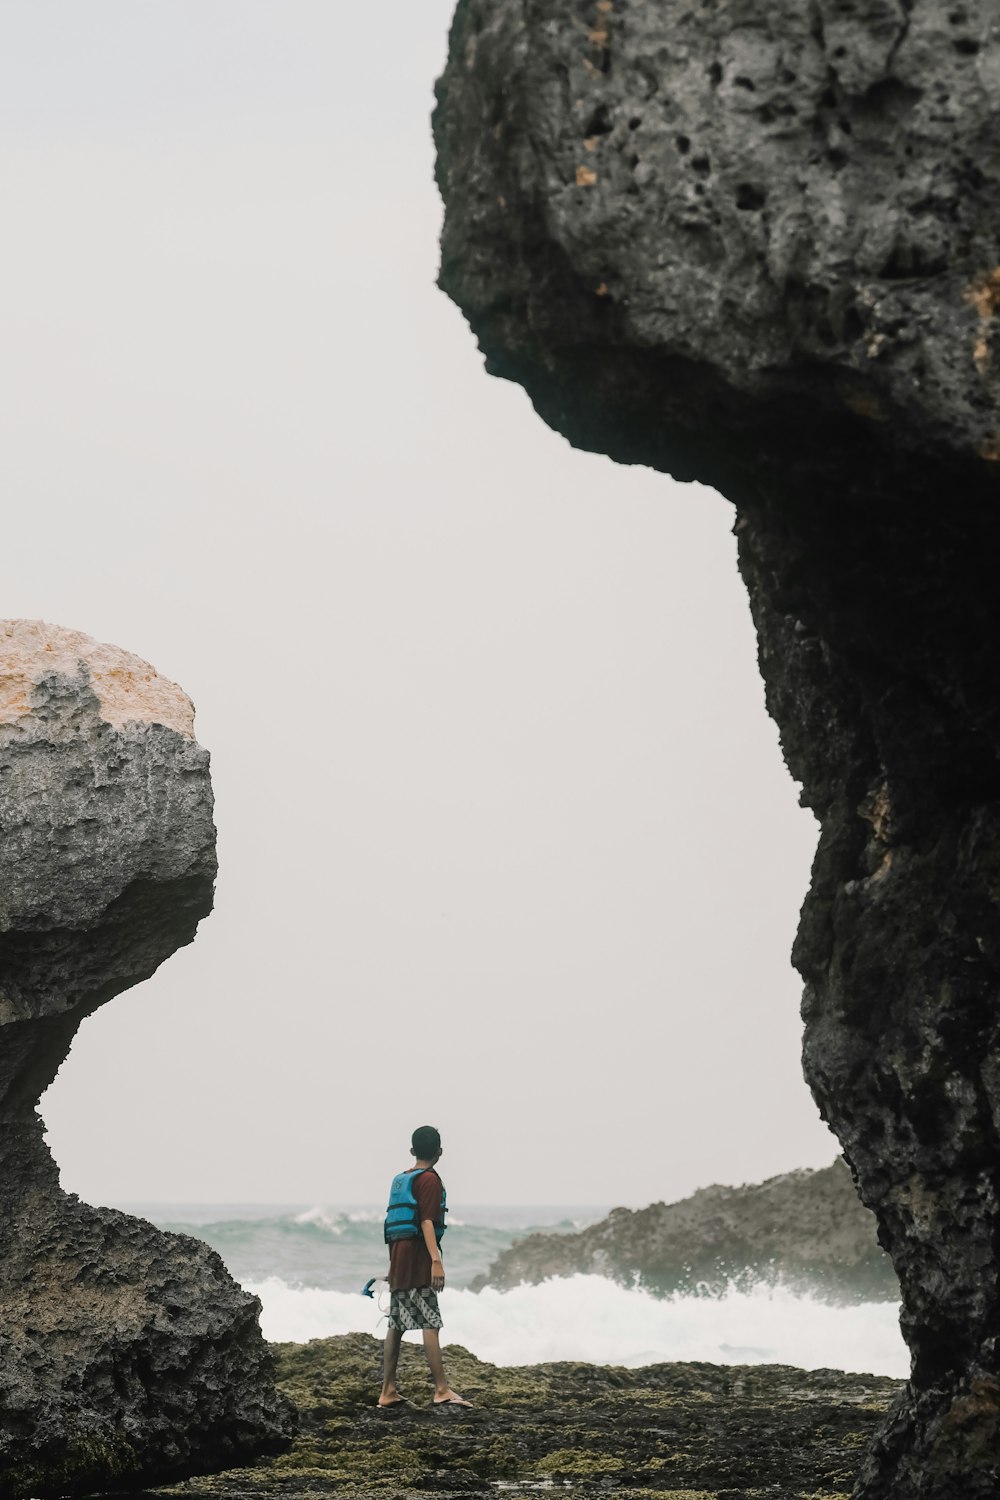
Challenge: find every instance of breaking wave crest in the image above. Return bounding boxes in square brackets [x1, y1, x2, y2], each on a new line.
[247, 1272, 908, 1378]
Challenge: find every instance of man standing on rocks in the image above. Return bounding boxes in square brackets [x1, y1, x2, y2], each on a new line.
[379, 1125, 472, 1410]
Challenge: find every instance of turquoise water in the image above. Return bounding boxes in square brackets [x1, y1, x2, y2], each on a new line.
[117, 1202, 606, 1293]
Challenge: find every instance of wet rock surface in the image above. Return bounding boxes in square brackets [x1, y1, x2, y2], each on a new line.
[434, 3, 1000, 1494]
[473, 1161, 897, 1302]
[152, 1332, 900, 1500]
[0, 621, 292, 1496]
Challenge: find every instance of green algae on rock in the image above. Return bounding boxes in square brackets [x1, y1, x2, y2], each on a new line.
[157, 1333, 899, 1500]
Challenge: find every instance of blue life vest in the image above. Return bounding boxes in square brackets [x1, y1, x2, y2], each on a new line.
[383, 1167, 447, 1245]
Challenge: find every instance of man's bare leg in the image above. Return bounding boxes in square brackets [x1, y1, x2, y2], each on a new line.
[422, 1327, 472, 1405]
[379, 1327, 404, 1406]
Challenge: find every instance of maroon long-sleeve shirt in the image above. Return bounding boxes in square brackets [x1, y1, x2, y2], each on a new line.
[388, 1168, 444, 1291]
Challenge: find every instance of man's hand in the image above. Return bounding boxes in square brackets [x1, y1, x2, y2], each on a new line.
[431, 1257, 445, 1293]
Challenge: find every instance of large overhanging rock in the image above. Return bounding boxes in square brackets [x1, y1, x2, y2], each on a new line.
[0, 621, 292, 1495]
[435, 4, 1000, 1496]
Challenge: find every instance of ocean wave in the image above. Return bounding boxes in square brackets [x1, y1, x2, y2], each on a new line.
[246, 1272, 909, 1378]
[292, 1206, 346, 1234]
[156, 1208, 564, 1294]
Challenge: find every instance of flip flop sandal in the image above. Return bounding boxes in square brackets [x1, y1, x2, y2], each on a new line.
[376, 1398, 413, 1416]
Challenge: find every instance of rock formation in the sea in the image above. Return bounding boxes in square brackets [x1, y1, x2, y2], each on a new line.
[0, 620, 292, 1497]
[435, 5, 1000, 1495]
[472, 1159, 898, 1302]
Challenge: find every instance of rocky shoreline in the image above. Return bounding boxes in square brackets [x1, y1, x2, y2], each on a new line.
[473, 1162, 898, 1303]
[154, 1333, 903, 1500]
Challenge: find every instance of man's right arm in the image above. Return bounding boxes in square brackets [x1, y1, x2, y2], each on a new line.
[421, 1218, 445, 1291]
[415, 1174, 445, 1292]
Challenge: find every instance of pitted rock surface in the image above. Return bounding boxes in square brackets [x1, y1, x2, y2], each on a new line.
[435, 5, 1000, 1496]
[436, 0, 1000, 484]
[0, 620, 292, 1496]
[0, 619, 195, 736]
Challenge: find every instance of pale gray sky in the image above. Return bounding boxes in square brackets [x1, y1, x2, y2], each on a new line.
[4, 1, 837, 1206]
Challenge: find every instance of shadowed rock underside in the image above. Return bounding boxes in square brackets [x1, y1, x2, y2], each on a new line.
[435, 4, 1000, 1496]
[0, 621, 292, 1496]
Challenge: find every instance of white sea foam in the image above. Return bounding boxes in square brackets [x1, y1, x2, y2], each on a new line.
[292, 1205, 344, 1234]
[246, 1273, 908, 1378]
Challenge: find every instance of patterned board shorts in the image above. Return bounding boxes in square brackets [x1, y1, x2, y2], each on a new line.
[388, 1285, 443, 1332]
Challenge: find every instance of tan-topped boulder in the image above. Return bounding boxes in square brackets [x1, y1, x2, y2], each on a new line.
[0, 620, 292, 1497]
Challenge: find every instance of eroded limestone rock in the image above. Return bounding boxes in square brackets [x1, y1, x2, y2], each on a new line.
[435, 4, 1000, 1494]
[0, 620, 292, 1496]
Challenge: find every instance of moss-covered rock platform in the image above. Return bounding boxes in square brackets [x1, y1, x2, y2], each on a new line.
[152, 1333, 901, 1500]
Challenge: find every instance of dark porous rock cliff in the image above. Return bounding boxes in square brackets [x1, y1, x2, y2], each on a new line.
[0, 620, 292, 1497]
[472, 1159, 899, 1302]
[435, 4, 1000, 1495]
